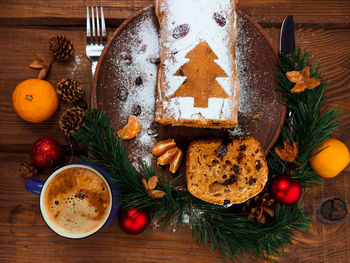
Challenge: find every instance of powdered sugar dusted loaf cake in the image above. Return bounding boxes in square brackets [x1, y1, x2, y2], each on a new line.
[155, 0, 240, 129]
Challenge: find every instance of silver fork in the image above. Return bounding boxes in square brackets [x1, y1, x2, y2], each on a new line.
[86, 6, 106, 108]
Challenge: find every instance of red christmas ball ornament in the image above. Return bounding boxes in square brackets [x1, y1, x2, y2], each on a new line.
[30, 136, 64, 169]
[271, 175, 302, 205]
[118, 207, 150, 235]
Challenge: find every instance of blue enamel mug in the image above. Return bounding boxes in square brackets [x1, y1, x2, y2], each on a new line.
[26, 161, 121, 239]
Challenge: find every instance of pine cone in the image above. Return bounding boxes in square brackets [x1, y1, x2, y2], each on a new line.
[56, 78, 83, 103]
[19, 161, 38, 179]
[49, 35, 74, 60]
[243, 193, 275, 224]
[59, 107, 85, 136]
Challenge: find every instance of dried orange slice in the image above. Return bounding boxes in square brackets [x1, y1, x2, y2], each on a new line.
[117, 115, 140, 140]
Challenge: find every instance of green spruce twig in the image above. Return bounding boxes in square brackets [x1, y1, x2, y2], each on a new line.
[269, 47, 341, 187]
[73, 109, 310, 262]
[73, 47, 339, 262]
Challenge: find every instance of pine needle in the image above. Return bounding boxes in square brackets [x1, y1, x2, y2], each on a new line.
[269, 47, 341, 187]
[73, 47, 340, 262]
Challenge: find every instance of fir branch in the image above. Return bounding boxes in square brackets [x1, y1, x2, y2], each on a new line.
[73, 110, 144, 193]
[74, 109, 311, 262]
[269, 47, 341, 187]
[190, 203, 310, 261]
[72, 47, 339, 262]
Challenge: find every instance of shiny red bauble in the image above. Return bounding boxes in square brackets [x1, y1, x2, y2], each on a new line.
[118, 207, 150, 235]
[30, 136, 64, 169]
[271, 175, 302, 206]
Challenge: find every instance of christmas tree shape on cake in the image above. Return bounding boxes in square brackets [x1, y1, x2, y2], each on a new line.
[172, 41, 229, 108]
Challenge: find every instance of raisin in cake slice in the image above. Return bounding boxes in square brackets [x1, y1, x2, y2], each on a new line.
[186, 137, 268, 205]
[155, 0, 240, 129]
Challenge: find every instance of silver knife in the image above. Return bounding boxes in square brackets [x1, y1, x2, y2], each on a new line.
[280, 15, 297, 133]
[280, 15, 295, 54]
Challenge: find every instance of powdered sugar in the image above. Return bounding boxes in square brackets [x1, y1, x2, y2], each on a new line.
[155, 0, 240, 122]
[104, 7, 278, 166]
[235, 14, 277, 125]
[236, 19, 254, 116]
[228, 125, 248, 137]
[69, 54, 82, 78]
[109, 17, 160, 166]
[183, 213, 190, 224]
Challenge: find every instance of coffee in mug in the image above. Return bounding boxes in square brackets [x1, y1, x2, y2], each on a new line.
[40, 165, 112, 238]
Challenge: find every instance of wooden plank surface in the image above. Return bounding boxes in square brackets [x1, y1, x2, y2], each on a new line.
[0, 0, 349, 262]
[0, 0, 349, 26]
[1, 26, 349, 147]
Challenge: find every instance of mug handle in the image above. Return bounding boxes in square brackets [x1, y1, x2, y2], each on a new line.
[25, 179, 45, 195]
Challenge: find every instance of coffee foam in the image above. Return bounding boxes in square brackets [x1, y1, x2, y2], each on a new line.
[41, 166, 112, 238]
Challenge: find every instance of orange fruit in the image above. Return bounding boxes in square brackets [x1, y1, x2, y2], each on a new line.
[310, 138, 349, 178]
[117, 115, 140, 140]
[12, 79, 58, 123]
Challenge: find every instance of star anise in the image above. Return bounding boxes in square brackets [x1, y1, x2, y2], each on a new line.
[286, 66, 320, 93]
[245, 193, 275, 224]
[275, 141, 298, 162]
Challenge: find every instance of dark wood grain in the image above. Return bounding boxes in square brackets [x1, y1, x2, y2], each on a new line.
[0, 153, 224, 263]
[0, 0, 350, 262]
[0, 0, 349, 26]
[1, 26, 349, 148]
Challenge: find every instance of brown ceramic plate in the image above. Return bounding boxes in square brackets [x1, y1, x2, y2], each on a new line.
[93, 5, 286, 176]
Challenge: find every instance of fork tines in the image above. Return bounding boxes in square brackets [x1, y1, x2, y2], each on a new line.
[86, 7, 106, 45]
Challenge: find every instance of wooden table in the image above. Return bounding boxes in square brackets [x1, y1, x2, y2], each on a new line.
[0, 1, 349, 262]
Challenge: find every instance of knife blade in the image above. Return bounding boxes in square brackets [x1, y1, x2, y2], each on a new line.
[280, 15, 295, 54]
[280, 15, 297, 134]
